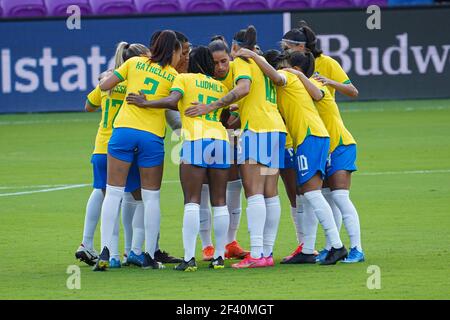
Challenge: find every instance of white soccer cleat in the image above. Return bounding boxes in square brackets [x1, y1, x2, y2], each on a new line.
[75, 244, 99, 266]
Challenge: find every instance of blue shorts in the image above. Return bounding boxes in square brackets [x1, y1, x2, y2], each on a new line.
[284, 147, 295, 169]
[108, 127, 164, 168]
[295, 136, 330, 186]
[91, 153, 141, 192]
[326, 144, 357, 178]
[180, 139, 231, 169]
[237, 130, 286, 169]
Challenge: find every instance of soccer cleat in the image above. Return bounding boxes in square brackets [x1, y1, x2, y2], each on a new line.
[315, 248, 329, 263]
[320, 246, 348, 265]
[122, 254, 129, 266]
[231, 255, 267, 269]
[342, 247, 365, 263]
[75, 244, 98, 266]
[265, 254, 275, 267]
[154, 249, 182, 264]
[175, 258, 198, 272]
[281, 244, 303, 263]
[280, 251, 316, 264]
[225, 241, 250, 259]
[109, 257, 121, 269]
[202, 245, 215, 261]
[93, 246, 110, 271]
[209, 256, 225, 269]
[142, 252, 165, 270]
[127, 250, 145, 267]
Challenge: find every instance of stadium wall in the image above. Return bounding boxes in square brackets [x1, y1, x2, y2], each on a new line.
[0, 7, 449, 113]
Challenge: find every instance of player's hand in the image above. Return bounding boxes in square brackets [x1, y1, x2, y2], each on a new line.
[313, 75, 334, 86]
[185, 101, 213, 117]
[126, 91, 148, 107]
[235, 48, 256, 59]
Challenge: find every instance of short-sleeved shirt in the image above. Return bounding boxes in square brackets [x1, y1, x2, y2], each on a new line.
[276, 70, 328, 149]
[311, 79, 356, 153]
[314, 54, 351, 98]
[86, 82, 127, 154]
[113, 56, 178, 137]
[232, 57, 286, 133]
[171, 73, 229, 142]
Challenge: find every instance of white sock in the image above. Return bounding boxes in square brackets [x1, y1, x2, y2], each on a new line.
[331, 190, 362, 251]
[292, 194, 303, 244]
[300, 195, 319, 254]
[131, 201, 144, 255]
[82, 188, 104, 250]
[110, 213, 120, 260]
[100, 185, 124, 251]
[246, 194, 266, 259]
[263, 196, 281, 257]
[141, 189, 161, 259]
[323, 187, 342, 250]
[304, 190, 342, 249]
[199, 184, 212, 248]
[121, 192, 136, 256]
[227, 179, 242, 243]
[183, 203, 200, 261]
[213, 206, 230, 259]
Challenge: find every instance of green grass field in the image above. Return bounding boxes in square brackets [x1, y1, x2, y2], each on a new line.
[1, 99, 449, 300]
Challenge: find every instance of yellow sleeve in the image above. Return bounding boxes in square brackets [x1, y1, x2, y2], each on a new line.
[233, 58, 252, 85]
[86, 85, 102, 108]
[170, 74, 185, 97]
[113, 58, 131, 82]
[329, 58, 351, 84]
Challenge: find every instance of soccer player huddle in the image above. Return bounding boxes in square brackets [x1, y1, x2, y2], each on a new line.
[75, 21, 365, 272]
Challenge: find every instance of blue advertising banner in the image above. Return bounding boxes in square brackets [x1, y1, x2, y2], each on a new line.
[0, 13, 284, 113]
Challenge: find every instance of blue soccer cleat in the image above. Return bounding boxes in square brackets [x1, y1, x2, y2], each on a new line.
[109, 258, 122, 268]
[342, 247, 365, 263]
[127, 250, 145, 267]
[315, 248, 329, 263]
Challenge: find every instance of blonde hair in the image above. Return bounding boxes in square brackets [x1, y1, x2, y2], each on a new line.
[110, 42, 150, 94]
[114, 42, 150, 69]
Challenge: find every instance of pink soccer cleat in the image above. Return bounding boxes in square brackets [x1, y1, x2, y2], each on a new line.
[231, 255, 267, 269]
[265, 255, 274, 267]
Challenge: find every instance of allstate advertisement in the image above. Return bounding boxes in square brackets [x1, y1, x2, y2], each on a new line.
[0, 13, 283, 113]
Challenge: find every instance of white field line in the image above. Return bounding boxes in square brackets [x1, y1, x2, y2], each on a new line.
[1, 169, 449, 197]
[0, 184, 90, 197]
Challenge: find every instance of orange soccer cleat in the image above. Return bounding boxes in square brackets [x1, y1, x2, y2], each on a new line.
[225, 240, 250, 259]
[281, 244, 303, 263]
[202, 245, 215, 261]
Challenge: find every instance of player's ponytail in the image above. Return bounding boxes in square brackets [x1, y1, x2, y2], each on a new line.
[296, 21, 323, 58]
[150, 30, 182, 67]
[114, 41, 129, 69]
[287, 51, 316, 78]
[188, 46, 215, 77]
[233, 25, 257, 50]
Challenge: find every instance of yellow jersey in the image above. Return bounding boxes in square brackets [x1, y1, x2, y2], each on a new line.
[314, 54, 351, 98]
[233, 57, 286, 133]
[285, 132, 294, 149]
[171, 73, 229, 142]
[311, 79, 356, 153]
[276, 70, 328, 149]
[113, 56, 178, 137]
[86, 82, 127, 154]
